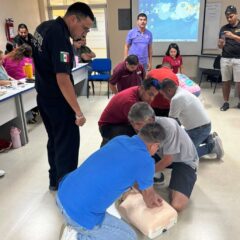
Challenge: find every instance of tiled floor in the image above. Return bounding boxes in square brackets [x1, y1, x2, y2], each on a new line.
[0, 82, 240, 240]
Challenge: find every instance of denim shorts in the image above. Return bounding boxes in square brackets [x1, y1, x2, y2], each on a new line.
[169, 162, 197, 198]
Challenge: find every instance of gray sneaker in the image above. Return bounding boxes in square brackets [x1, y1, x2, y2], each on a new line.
[154, 172, 165, 185]
[212, 136, 224, 159]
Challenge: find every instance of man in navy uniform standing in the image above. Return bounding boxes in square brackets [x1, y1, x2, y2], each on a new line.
[32, 2, 94, 190]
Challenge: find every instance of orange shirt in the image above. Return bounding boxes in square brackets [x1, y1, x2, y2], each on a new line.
[148, 67, 179, 109]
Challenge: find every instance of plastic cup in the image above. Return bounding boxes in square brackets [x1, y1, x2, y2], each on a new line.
[11, 80, 18, 89]
[24, 63, 33, 79]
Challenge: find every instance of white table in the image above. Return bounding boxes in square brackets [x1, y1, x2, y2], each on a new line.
[0, 85, 31, 144]
[0, 63, 89, 145]
[72, 63, 89, 96]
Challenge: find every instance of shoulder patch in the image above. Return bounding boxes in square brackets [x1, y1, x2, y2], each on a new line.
[60, 51, 70, 63]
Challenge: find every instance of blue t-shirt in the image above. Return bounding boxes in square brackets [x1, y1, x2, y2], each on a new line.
[57, 135, 154, 229]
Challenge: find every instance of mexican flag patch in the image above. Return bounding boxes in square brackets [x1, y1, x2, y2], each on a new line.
[60, 51, 70, 63]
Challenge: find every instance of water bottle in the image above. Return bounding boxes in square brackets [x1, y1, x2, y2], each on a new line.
[10, 127, 22, 149]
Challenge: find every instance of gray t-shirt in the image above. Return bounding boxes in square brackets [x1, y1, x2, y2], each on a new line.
[155, 117, 199, 169]
[169, 87, 210, 130]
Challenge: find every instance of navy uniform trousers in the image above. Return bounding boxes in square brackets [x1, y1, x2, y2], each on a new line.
[37, 94, 80, 188]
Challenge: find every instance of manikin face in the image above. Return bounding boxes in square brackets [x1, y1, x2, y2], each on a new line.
[169, 48, 177, 58]
[226, 13, 238, 26]
[137, 16, 147, 29]
[18, 28, 28, 39]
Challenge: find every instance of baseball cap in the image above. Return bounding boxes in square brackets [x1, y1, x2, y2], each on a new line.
[225, 5, 237, 15]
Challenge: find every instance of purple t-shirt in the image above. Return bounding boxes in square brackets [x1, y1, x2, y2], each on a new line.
[110, 61, 145, 92]
[126, 27, 152, 65]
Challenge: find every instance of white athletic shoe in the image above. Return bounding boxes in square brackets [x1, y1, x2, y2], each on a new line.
[212, 136, 224, 159]
[61, 225, 77, 240]
[0, 170, 5, 177]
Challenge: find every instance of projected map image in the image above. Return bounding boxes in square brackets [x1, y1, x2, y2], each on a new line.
[139, 0, 200, 42]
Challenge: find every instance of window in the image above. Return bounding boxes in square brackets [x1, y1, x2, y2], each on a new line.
[48, 0, 107, 58]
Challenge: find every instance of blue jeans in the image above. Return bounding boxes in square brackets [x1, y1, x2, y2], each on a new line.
[56, 195, 137, 240]
[186, 123, 214, 158]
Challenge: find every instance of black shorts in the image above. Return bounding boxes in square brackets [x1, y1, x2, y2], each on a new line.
[169, 163, 197, 198]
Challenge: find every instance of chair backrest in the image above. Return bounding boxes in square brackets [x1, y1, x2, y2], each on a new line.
[213, 55, 221, 69]
[91, 58, 111, 72]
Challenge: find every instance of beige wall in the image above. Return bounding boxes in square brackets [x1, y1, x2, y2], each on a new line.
[0, 0, 42, 51]
[106, 0, 130, 68]
[1, 0, 239, 79]
[106, 0, 199, 77]
[107, 0, 240, 79]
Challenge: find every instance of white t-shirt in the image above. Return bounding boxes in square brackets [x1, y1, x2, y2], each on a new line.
[169, 87, 210, 130]
[156, 117, 199, 169]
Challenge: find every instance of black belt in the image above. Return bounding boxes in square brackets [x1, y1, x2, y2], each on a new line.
[190, 123, 211, 131]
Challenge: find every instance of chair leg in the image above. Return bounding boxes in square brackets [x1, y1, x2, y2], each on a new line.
[213, 78, 219, 94]
[199, 73, 204, 86]
[91, 81, 95, 95]
[99, 82, 102, 96]
[87, 82, 89, 98]
[107, 81, 109, 99]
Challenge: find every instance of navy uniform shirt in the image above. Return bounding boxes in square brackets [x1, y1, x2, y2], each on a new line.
[13, 33, 34, 48]
[219, 21, 240, 58]
[32, 17, 74, 99]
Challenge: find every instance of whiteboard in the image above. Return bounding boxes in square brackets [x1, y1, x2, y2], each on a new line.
[203, 2, 222, 50]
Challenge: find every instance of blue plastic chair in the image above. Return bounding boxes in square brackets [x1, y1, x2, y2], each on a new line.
[88, 58, 112, 98]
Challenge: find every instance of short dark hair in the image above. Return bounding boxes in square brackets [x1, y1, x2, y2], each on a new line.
[8, 43, 32, 60]
[161, 78, 177, 90]
[155, 64, 162, 69]
[225, 5, 237, 15]
[65, 2, 94, 21]
[139, 122, 165, 144]
[142, 78, 161, 91]
[125, 55, 139, 65]
[137, 13, 147, 20]
[156, 62, 172, 69]
[18, 23, 28, 31]
[166, 43, 180, 57]
[5, 42, 14, 54]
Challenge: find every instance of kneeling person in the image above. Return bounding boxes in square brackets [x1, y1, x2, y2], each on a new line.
[128, 102, 199, 212]
[57, 123, 165, 240]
